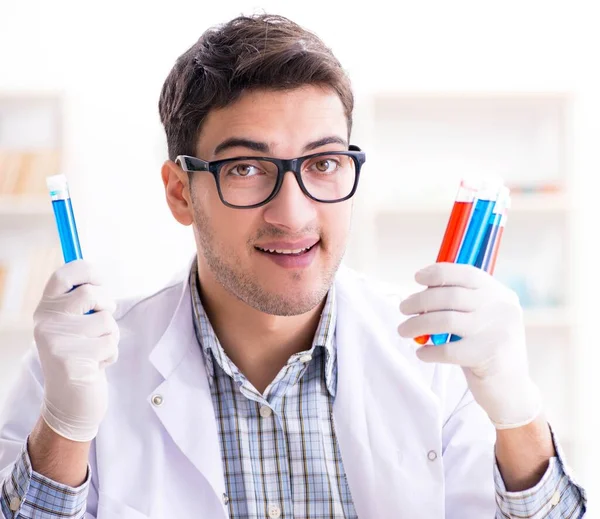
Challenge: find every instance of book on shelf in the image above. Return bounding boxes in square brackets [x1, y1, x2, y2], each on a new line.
[0, 150, 60, 197]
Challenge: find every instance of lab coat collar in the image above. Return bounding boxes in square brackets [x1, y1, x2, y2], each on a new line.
[148, 261, 226, 505]
[332, 266, 443, 517]
[146, 261, 443, 517]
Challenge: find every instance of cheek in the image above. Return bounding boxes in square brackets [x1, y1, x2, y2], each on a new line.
[321, 204, 352, 243]
[197, 191, 260, 251]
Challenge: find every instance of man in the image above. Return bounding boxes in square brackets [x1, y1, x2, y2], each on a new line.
[0, 13, 586, 519]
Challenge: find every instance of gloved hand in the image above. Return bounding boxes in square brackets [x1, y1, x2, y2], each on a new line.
[33, 260, 119, 442]
[397, 262, 542, 429]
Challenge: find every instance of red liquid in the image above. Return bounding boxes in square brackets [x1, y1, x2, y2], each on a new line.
[415, 200, 473, 345]
[413, 335, 429, 345]
[436, 201, 473, 262]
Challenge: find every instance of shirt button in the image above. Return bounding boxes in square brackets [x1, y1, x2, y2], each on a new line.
[268, 503, 281, 518]
[151, 394, 164, 406]
[259, 405, 273, 418]
[9, 497, 21, 511]
[427, 450, 438, 461]
[299, 354, 313, 363]
[550, 491, 560, 506]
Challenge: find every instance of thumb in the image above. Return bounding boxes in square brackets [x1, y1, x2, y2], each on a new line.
[415, 342, 465, 365]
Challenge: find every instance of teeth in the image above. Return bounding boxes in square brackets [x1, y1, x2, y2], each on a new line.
[258, 246, 312, 254]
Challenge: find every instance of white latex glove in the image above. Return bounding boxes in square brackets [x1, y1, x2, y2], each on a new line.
[33, 260, 119, 442]
[397, 262, 542, 429]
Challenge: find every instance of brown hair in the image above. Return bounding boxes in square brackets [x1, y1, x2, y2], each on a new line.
[158, 14, 354, 160]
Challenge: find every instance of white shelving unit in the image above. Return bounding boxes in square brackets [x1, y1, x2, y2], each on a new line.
[345, 92, 580, 466]
[374, 191, 569, 214]
[0, 196, 52, 216]
[0, 93, 63, 404]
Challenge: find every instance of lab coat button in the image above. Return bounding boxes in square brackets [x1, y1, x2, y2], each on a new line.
[427, 450, 438, 461]
[259, 405, 273, 418]
[151, 394, 164, 406]
[299, 354, 312, 363]
[550, 491, 560, 506]
[222, 493, 229, 505]
[268, 504, 281, 518]
[9, 497, 21, 511]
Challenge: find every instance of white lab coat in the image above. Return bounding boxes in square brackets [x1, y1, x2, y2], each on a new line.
[0, 264, 497, 518]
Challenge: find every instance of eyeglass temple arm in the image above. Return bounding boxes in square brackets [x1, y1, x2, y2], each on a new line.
[175, 155, 210, 172]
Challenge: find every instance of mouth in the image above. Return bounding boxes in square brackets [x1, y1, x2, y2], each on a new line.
[254, 242, 319, 256]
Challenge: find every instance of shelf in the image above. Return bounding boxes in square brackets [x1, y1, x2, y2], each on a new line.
[523, 307, 572, 329]
[373, 192, 569, 216]
[0, 196, 52, 216]
[0, 316, 32, 334]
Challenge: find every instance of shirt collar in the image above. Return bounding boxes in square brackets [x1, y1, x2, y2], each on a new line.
[188, 260, 338, 396]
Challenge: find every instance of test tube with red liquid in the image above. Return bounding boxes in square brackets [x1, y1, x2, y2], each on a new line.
[414, 180, 477, 345]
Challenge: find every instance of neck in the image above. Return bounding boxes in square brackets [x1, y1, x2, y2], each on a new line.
[197, 264, 325, 393]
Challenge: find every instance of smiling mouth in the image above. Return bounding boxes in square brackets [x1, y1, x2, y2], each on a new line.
[255, 243, 318, 256]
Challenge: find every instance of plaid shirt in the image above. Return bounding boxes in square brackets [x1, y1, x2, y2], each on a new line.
[0, 266, 587, 518]
[189, 265, 356, 519]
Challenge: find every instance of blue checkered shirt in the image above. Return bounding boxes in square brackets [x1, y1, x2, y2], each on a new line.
[189, 266, 357, 519]
[0, 266, 588, 518]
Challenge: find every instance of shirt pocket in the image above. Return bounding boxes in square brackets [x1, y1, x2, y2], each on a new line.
[96, 491, 150, 519]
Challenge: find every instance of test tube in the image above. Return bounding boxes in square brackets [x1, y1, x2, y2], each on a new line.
[476, 187, 510, 272]
[46, 175, 83, 263]
[446, 186, 509, 342]
[414, 180, 477, 345]
[431, 181, 499, 345]
[486, 208, 509, 275]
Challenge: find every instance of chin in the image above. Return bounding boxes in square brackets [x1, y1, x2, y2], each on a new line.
[251, 280, 329, 317]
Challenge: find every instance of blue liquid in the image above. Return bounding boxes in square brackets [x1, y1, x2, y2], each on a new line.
[432, 198, 496, 346]
[456, 199, 496, 265]
[51, 198, 83, 263]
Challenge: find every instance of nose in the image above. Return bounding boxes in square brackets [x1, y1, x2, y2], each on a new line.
[262, 171, 318, 232]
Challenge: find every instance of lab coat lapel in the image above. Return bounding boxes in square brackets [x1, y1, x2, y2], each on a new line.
[333, 268, 445, 518]
[148, 280, 226, 505]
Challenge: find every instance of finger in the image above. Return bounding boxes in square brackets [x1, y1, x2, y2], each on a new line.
[415, 262, 493, 290]
[81, 311, 120, 338]
[37, 311, 119, 339]
[415, 337, 480, 366]
[62, 335, 119, 377]
[400, 286, 481, 316]
[398, 310, 473, 338]
[44, 260, 104, 297]
[42, 284, 116, 315]
[94, 333, 120, 366]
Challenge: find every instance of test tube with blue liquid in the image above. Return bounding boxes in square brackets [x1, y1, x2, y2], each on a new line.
[430, 182, 500, 345]
[46, 175, 93, 314]
[46, 175, 83, 263]
[476, 187, 510, 272]
[484, 198, 510, 275]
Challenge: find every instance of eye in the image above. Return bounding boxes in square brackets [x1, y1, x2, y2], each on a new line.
[228, 163, 260, 177]
[312, 158, 340, 173]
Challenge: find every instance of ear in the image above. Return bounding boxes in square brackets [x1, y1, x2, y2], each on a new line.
[161, 160, 194, 226]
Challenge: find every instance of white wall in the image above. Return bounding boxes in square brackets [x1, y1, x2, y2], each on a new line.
[2, 0, 600, 509]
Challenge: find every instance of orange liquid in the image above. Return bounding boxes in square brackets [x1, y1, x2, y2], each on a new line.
[436, 201, 473, 263]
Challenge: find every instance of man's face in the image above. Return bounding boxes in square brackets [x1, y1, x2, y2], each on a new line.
[187, 86, 354, 317]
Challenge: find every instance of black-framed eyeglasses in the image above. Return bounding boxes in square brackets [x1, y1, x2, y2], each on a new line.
[175, 145, 366, 209]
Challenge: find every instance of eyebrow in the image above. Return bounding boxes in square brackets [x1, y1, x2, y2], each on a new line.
[213, 135, 348, 156]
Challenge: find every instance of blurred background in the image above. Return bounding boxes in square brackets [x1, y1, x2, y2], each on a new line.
[1, 0, 599, 511]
